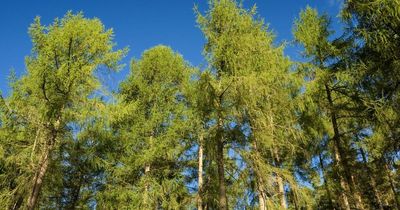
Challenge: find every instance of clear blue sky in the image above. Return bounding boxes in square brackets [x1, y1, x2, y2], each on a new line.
[0, 0, 343, 96]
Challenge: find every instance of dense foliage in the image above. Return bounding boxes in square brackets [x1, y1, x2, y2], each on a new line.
[0, 0, 399, 209]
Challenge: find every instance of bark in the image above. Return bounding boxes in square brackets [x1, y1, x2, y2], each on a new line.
[325, 84, 365, 209]
[332, 144, 351, 210]
[273, 148, 287, 209]
[27, 118, 62, 210]
[385, 160, 400, 210]
[143, 134, 154, 209]
[257, 177, 267, 210]
[216, 114, 228, 210]
[198, 134, 204, 210]
[318, 152, 336, 209]
[269, 113, 286, 209]
[350, 174, 364, 210]
[27, 147, 51, 210]
[276, 175, 286, 209]
[359, 148, 383, 210]
[144, 164, 151, 208]
[252, 140, 267, 210]
[325, 84, 352, 210]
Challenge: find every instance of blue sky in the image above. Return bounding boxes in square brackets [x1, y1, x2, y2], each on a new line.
[0, 0, 343, 96]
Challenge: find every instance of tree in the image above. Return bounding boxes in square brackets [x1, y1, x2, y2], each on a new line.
[342, 0, 400, 208]
[1, 1, 399, 209]
[98, 45, 192, 209]
[293, 6, 368, 210]
[0, 12, 126, 209]
[196, 1, 311, 209]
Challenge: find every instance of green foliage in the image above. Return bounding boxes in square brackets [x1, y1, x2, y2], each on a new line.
[0, 11, 125, 209]
[0, 1, 399, 209]
[98, 46, 192, 209]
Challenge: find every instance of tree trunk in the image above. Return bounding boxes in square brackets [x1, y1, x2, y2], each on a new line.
[332, 145, 351, 210]
[318, 152, 336, 209]
[143, 134, 154, 209]
[251, 133, 267, 210]
[27, 147, 50, 210]
[325, 84, 365, 209]
[144, 164, 151, 208]
[216, 115, 228, 210]
[198, 134, 204, 210]
[350, 174, 364, 210]
[385, 160, 400, 210]
[359, 148, 383, 210]
[217, 140, 227, 210]
[254, 151, 266, 210]
[325, 84, 352, 210]
[273, 148, 287, 209]
[276, 175, 286, 209]
[26, 117, 61, 210]
[257, 177, 267, 210]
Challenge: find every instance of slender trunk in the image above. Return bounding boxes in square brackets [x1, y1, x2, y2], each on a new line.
[198, 134, 204, 210]
[254, 146, 266, 210]
[27, 117, 61, 210]
[27, 147, 50, 210]
[273, 148, 287, 209]
[325, 84, 351, 210]
[385, 160, 400, 210]
[144, 164, 151, 208]
[251, 132, 267, 210]
[332, 145, 351, 210]
[359, 148, 383, 210]
[143, 134, 154, 209]
[350, 174, 364, 210]
[276, 175, 286, 209]
[257, 177, 266, 210]
[326, 84, 364, 209]
[217, 139, 227, 210]
[270, 113, 286, 209]
[217, 114, 228, 210]
[318, 152, 336, 209]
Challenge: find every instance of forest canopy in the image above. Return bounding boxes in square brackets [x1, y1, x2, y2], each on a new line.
[0, 0, 399, 209]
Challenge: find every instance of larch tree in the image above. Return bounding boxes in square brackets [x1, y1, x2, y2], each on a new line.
[196, 0, 310, 209]
[294, 6, 369, 210]
[99, 45, 192, 209]
[38, 98, 114, 209]
[342, 0, 400, 208]
[0, 12, 126, 209]
[0, 1, 399, 209]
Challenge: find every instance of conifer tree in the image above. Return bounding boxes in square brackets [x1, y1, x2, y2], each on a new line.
[197, 0, 310, 209]
[342, 0, 400, 208]
[99, 45, 192, 209]
[0, 12, 125, 209]
[294, 6, 367, 210]
[1, 1, 399, 209]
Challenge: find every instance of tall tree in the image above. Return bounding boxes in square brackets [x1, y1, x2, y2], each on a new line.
[342, 0, 400, 208]
[99, 45, 192, 209]
[197, 0, 310, 209]
[0, 12, 125, 209]
[294, 6, 367, 210]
